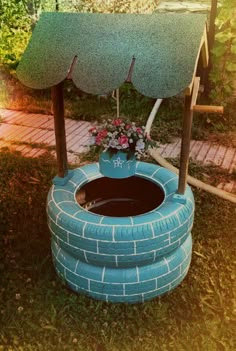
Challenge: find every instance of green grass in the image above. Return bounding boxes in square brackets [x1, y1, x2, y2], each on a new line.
[3, 139, 56, 151]
[0, 150, 235, 351]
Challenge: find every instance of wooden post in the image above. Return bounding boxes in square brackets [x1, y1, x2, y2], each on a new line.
[208, 0, 218, 51]
[51, 82, 68, 178]
[204, 0, 218, 95]
[116, 88, 120, 118]
[177, 95, 193, 194]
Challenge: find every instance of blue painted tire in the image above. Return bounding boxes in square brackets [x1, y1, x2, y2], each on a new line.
[47, 162, 194, 268]
[51, 234, 192, 303]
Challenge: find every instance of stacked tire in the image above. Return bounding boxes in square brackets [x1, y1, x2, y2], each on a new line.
[47, 162, 194, 303]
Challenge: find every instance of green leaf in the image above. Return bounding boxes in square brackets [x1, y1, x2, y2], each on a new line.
[215, 31, 233, 43]
[230, 17, 236, 29]
[231, 43, 236, 54]
[224, 85, 233, 95]
[211, 45, 228, 58]
[214, 17, 225, 30]
[225, 62, 236, 72]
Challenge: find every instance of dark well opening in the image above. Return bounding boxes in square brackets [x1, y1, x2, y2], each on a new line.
[76, 176, 165, 217]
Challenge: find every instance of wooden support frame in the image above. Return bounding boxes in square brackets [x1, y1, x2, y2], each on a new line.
[190, 77, 200, 110]
[51, 82, 68, 178]
[177, 94, 193, 194]
[190, 77, 224, 114]
[178, 76, 223, 194]
[185, 25, 209, 96]
[208, 0, 218, 51]
[192, 105, 223, 114]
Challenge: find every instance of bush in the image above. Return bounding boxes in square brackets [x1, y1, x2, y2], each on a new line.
[210, 0, 236, 106]
[0, 0, 31, 66]
[51, 0, 159, 13]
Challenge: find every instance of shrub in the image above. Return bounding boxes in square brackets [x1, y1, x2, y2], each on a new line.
[210, 0, 236, 106]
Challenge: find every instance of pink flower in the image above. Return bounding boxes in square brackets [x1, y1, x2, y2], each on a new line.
[89, 127, 97, 134]
[118, 135, 129, 146]
[95, 136, 102, 145]
[112, 119, 122, 126]
[95, 129, 107, 145]
[125, 124, 132, 130]
[98, 129, 108, 138]
[136, 127, 143, 134]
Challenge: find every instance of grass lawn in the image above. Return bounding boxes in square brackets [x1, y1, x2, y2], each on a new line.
[0, 150, 235, 351]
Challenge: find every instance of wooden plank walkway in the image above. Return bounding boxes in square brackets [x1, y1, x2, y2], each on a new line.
[0, 108, 235, 192]
[158, 138, 236, 172]
[0, 108, 92, 164]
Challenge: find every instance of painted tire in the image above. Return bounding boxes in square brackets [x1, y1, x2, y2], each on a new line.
[51, 234, 192, 303]
[47, 162, 194, 268]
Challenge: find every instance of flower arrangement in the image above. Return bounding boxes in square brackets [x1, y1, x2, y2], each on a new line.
[89, 118, 155, 159]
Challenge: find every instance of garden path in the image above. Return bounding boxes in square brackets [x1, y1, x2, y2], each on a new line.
[0, 108, 235, 192]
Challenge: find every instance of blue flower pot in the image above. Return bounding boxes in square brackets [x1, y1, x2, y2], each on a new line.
[99, 150, 136, 178]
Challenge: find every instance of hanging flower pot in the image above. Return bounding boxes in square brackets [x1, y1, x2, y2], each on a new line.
[89, 118, 155, 179]
[99, 150, 136, 178]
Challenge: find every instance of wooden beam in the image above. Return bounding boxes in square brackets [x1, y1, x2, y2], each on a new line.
[190, 77, 200, 110]
[190, 77, 224, 114]
[185, 25, 209, 96]
[51, 82, 68, 178]
[177, 94, 193, 194]
[192, 104, 224, 114]
[126, 56, 136, 82]
[204, 0, 218, 96]
[208, 0, 218, 51]
[200, 26, 209, 68]
[67, 55, 78, 80]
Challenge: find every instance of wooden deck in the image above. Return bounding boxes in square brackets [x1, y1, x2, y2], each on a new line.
[0, 108, 235, 192]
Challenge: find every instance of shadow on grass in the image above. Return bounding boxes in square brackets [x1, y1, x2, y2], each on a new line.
[0, 150, 235, 351]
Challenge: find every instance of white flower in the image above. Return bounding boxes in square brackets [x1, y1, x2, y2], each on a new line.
[135, 139, 145, 151]
[89, 136, 96, 145]
[109, 139, 119, 148]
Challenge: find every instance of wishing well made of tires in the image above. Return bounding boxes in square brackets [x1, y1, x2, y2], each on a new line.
[47, 162, 194, 303]
[16, 12, 219, 303]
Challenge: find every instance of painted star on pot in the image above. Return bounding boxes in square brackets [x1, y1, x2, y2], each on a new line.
[113, 157, 124, 168]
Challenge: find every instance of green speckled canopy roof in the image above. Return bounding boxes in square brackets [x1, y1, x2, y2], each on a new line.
[17, 12, 207, 98]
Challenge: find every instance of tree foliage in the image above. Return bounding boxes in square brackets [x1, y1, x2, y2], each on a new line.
[0, 0, 31, 66]
[209, 0, 236, 105]
[0, 0, 159, 66]
[45, 0, 160, 14]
